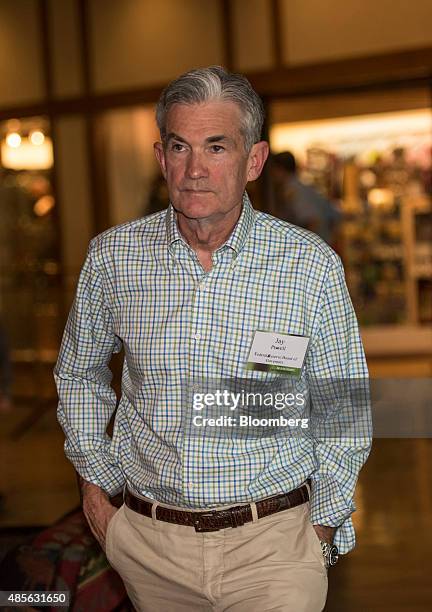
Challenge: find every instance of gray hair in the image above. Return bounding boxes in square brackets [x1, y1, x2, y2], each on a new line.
[156, 66, 265, 151]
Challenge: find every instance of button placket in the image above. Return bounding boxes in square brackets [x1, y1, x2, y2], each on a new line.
[184, 266, 215, 502]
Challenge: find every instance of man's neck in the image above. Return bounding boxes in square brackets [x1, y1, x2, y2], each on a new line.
[176, 204, 242, 270]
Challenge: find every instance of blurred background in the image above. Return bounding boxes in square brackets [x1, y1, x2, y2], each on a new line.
[0, 1, 431, 610]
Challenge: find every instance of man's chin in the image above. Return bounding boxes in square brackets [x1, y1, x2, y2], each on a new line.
[172, 195, 217, 219]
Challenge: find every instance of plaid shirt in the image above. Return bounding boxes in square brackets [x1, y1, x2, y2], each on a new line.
[55, 193, 370, 553]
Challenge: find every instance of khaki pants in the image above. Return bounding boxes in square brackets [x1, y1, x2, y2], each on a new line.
[106, 497, 328, 612]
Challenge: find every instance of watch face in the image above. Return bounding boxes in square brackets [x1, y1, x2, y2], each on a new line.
[329, 544, 339, 566]
[320, 542, 339, 567]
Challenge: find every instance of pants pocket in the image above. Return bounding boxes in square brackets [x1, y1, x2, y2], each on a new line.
[106, 504, 124, 563]
[304, 516, 327, 571]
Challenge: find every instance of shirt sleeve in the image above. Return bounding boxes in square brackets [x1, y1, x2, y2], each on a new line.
[54, 240, 125, 496]
[306, 254, 372, 554]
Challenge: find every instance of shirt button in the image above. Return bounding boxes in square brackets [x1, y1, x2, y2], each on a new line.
[188, 482, 195, 489]
[194, 333, 201, 340]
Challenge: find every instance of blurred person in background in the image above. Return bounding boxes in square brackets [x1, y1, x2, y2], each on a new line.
[55, 66, 370, 612]
[270, 150, 341, 246]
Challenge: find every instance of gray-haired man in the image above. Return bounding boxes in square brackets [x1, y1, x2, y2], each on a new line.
[55, 66, 370, 611]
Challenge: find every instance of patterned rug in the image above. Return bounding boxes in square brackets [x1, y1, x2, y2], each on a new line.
[0, 508, 133, 611]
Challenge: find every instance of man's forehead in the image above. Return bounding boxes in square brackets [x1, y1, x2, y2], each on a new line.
[163, 101, 243, 145]
[166, 100, 242, 126]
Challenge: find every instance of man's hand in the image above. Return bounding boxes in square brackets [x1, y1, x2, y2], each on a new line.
[78, 475, 118, 551]
[312, 524, 336, 544]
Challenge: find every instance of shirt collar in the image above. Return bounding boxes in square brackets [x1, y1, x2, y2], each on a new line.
[165, 204, 183, 249]
[165, 191, 255, 256]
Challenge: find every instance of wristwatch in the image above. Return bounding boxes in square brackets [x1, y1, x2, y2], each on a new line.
[320, 541, 339, 569]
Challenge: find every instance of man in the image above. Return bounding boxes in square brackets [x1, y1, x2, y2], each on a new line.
[270, 151, 341, 246]
[55, 66, 370, 612]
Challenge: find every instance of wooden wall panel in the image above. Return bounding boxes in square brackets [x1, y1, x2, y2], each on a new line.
[54, 116, 93, 297]
[280, 0, 432, 65]
[0, 0, 45, 106]
[105, 107, 159, 226]
[48, 0, 84, 98]
[231, 0, 274, 72]
[270, 87, 432, 124]
[89, 0, 225, 92]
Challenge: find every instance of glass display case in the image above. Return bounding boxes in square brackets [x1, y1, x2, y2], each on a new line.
[0, 117, 61, 396]
[270, 106, 432, 329]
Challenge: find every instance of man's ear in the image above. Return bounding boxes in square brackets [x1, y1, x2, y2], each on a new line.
[246, 141, 270, 182]
[154, 142, 167, 178]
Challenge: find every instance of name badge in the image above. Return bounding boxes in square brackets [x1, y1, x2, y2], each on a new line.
[246, 330, 310, 376]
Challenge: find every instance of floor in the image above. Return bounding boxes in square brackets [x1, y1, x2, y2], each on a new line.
[326, 438, 432, 611]
[0, 398, 79, 527]
[1, 393, 432, 611]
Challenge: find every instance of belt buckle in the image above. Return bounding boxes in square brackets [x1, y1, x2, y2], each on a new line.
[193, 510, 221, 533]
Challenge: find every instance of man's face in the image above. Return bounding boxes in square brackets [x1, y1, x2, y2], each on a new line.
[154, 101, 268, 223]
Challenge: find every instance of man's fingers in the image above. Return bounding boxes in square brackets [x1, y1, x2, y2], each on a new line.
[85, 513, 105, 545]
[83, 503, 118, 550]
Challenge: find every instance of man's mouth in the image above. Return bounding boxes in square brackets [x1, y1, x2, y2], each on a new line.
[182, 190, 212, 193]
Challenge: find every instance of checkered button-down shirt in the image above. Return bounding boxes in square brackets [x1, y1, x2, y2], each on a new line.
[55, 193, 370, 553]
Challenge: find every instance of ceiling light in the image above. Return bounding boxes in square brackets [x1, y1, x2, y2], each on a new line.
[6, 132, 21, 148]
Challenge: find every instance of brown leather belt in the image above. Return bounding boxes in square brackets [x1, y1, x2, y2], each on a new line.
[124, 484, 309, 532]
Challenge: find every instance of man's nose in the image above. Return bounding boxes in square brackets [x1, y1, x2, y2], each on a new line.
[186, 152, 208, 179]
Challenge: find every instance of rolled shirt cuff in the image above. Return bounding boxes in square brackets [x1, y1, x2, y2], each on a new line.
[309, 476, 356, 554]
[65, 445, 126, 497]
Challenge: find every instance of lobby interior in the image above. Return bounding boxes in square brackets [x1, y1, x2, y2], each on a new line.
[1, 1, 432, 610]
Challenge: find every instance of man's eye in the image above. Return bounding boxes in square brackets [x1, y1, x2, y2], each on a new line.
[210, 145, 224, 153]
[171, 143, 185, 152]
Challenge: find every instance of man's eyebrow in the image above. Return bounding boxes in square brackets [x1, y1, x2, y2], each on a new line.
[205, 135, 229, 143]
[166, 132, 187, 143]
